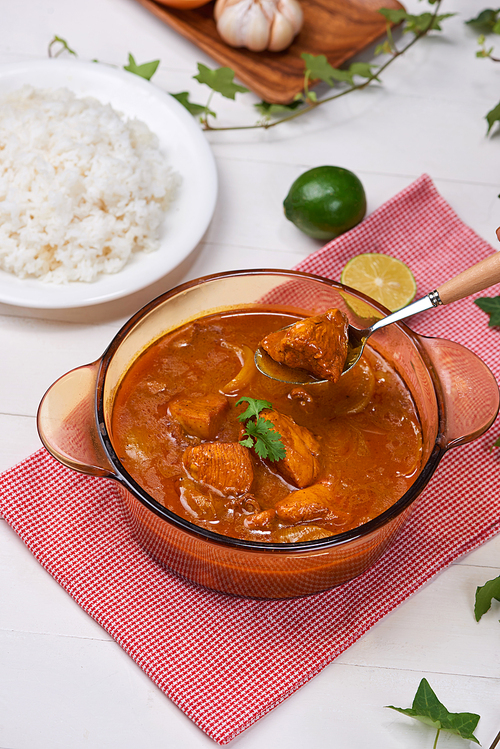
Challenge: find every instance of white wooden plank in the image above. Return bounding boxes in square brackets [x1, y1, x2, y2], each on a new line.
[1, 628, 499, 749]
[0, 521, 112, 640]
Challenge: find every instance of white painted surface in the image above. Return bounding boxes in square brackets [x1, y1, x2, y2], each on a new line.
[1, 1, 500, 747]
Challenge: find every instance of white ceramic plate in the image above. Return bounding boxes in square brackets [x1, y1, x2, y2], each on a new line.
[0, 59, 218, 308]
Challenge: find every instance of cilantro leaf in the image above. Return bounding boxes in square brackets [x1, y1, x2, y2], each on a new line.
[193, 64, 249, 99]
[170, 91, 214, 117]
[387, 678, 481, 745]
[239, 436, 255, 449]
[475, 295, 500, 324]
[241, 419, 286, 462]
[236, 397, 286, 462]
[236, 397, 272, 422]
[466, 9, 500, 34]
[124, 53, 160, 81]
[475, 574, 500, 621]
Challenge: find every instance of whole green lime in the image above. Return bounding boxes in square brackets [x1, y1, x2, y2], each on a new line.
[283, 165, 367, 240]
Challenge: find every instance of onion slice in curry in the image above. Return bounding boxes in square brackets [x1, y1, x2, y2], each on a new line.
[220, 343, 256, 395]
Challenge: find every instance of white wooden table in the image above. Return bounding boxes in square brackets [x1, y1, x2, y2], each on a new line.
[2, 1, 500, 747]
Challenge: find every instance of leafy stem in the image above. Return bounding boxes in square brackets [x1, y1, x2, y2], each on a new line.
[198, 0, 448, 132]
[48, 35, 77, 58]
[47, 0, 451, 134]
[466, 9, 500, 132]
[200, 89, 216, 128]
[387, 678, 480, 746]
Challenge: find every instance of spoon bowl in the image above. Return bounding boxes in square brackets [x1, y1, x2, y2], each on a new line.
[255, 251, 500, 385]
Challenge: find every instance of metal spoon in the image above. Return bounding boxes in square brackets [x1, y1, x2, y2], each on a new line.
[255, 251, 500, 385]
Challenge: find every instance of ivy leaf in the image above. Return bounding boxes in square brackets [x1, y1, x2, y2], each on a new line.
[241, 418, 286, 462]
[485, 101, 500, 135]
[170, 91, 214, 117]
[466, 8, 500, 34]
[475, 295, 500, 324]
[236, 397, 273, 422]
[375, 40, 393, 56]
[406, 12, 455, 34]
[124, 53, 160, 81]
[254, 100, 302, 117]
[378, 8, 408, 24]
[379, 8, 455, 34]
[193, 64, 249, 99]
[348, 61, 380, 81]
[301, 53, 353, 85]
[475, 574, 500, 621]
[387, 678, 481, 744]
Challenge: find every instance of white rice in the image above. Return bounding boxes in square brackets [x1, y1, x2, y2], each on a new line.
[0, 85, 180, 283]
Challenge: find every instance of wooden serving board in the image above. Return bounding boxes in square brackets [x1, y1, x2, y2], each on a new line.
[135, 0, 404, 104]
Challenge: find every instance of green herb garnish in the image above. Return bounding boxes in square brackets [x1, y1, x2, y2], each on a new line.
[387, 678, 481, 747]
[475, 573, 500, 621]
[236, 397, 286, 462]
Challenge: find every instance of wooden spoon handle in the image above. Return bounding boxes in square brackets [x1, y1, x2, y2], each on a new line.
[437, 251, 500, 305]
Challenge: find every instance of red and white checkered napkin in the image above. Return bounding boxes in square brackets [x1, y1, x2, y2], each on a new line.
[2, 174, 500, 744]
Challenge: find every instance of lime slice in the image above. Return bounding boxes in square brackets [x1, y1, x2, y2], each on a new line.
[340, 253, 417, 312]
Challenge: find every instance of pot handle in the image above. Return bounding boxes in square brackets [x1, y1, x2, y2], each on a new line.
[420, 336, 500, 448]
[37, 362, 116, 478]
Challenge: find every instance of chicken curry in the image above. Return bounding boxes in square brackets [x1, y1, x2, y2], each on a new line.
[110, 307, 423, 543]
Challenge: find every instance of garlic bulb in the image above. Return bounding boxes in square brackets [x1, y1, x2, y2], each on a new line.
[214, 0, 304, 53]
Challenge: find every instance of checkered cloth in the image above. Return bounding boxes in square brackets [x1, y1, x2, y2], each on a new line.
[2, 174, 500, 744]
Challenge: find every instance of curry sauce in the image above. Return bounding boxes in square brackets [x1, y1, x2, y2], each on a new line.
[110, 309, 423, 543]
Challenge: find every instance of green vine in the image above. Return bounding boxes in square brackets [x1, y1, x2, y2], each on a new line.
[47, 0, 453, 134]
[192, 0, 453, 131]
[466, 8, 500, 133]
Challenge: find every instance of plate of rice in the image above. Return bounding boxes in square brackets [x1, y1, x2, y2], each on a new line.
[0, 59, 218, 308]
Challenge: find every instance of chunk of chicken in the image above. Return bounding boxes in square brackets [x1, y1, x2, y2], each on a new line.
[244, 508, 275, 531]
[182, 442, 253, 495]
[261, 408, 320, 488]
[178, 477, 216, 521]
[260, 308, 349, 383]
[169, 393, 228, 440]
[276, 525, 333, 543]
[275, 483, 346, 525]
